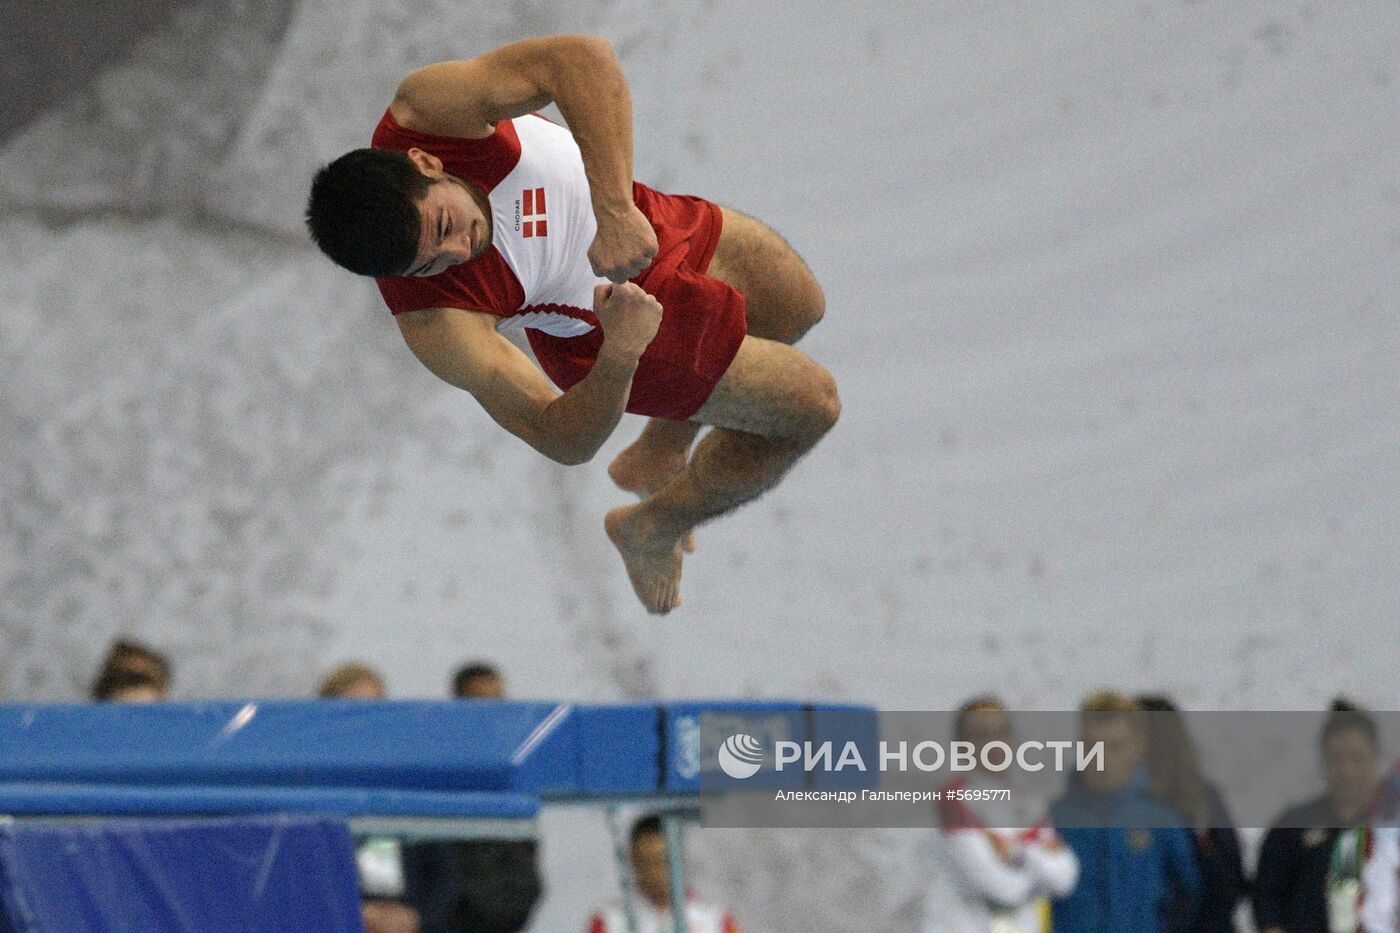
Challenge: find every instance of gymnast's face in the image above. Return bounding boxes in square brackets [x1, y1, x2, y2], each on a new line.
[402, 148, 492, 277]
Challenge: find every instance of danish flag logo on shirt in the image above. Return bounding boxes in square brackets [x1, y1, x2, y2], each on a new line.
[520, 187, 547, 238]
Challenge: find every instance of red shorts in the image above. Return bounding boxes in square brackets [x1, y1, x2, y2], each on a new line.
[526, 187, 748, 421]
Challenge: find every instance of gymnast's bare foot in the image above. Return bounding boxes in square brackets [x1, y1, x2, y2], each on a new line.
[605, 502, 685, 614]
[608, 434, 688, 494]
[608, 436, 697, 553]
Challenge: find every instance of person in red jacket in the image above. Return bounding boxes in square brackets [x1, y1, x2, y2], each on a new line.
[305, 36, 838, 615]
[586, 815, 738, 933]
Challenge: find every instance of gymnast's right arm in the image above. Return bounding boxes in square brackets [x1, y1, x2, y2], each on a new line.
[395, 283, 661, 466]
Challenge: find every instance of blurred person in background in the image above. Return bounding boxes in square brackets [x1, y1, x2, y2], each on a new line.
[91, 637, 171, 702]
[921, 696, 1078, 933]
[403, 662, 541, 933]
[1254, 699, 1382, 933]
[317, 662, 421, 933]
[92, 669, 167, 703]
[360, 899, 420, 933]
[586, 814, 738, 933]
[1136, 694, 1246, 933]
[1052, 691, 1202, 933]
[1360, 825, 1400, 932]
[318, 662, 387, 699]
[1358, 759, 1400, 932]
[452, 661, 505, 699]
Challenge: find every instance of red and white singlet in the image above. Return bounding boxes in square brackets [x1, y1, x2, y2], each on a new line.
[373, 109, 747, 421]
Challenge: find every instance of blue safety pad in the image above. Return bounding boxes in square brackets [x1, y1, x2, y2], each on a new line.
[572, 704, 660, 795]
[662, 701, 880, 793]
[0, 814, 363, 933]
[0, 701, 876, 802]
[0, 701, 581, 794]
[0, 783, 538, 820]
[665, 701, 809, 793]
[807, 704, 881, 790]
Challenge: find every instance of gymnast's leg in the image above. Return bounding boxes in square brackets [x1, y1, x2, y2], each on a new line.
[606, 335, 839, 613]
[607, 207, 826, 545]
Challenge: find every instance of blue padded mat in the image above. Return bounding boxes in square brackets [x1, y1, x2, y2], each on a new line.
[0, 782, 538, 820]
[0, 814, 363, 933]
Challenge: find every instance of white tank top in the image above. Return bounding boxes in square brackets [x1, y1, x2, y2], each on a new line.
[487, 116, 609, 338]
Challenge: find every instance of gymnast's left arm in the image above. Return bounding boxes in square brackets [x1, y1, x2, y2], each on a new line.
[390, 35, 657, 283]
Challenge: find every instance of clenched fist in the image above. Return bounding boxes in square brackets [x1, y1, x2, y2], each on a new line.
[592, 281, 662, 360]
[590, 203, 658, 283]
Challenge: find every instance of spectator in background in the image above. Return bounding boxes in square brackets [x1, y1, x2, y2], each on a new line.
[1052, 691, 1202, 933]
[403, 662, 542, 933]
[1137, 694, 1246, 933]
[318, 662, 387, 699]
[1360, 824, 1400, 933]
[1357, 758, 1400, 933]
[452, 662, 505, 700]
[91, 638, 171, 702]
[921, 696, 1078, 933]
[360, 900, 420, 933]
[100, 638, 172, 686]
[318, 662, 421, 933]
[1254, 699, 1381, 933]
[587, 814, 738, 933]
[93, 669, 167, 703]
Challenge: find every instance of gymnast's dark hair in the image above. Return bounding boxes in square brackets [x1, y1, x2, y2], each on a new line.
[305, 148, 433, 277]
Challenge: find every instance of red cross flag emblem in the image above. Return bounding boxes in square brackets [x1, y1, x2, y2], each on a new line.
[522, 187, 547, 238]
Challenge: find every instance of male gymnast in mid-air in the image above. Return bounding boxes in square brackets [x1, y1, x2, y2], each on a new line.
[306, 35, 838, 614]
